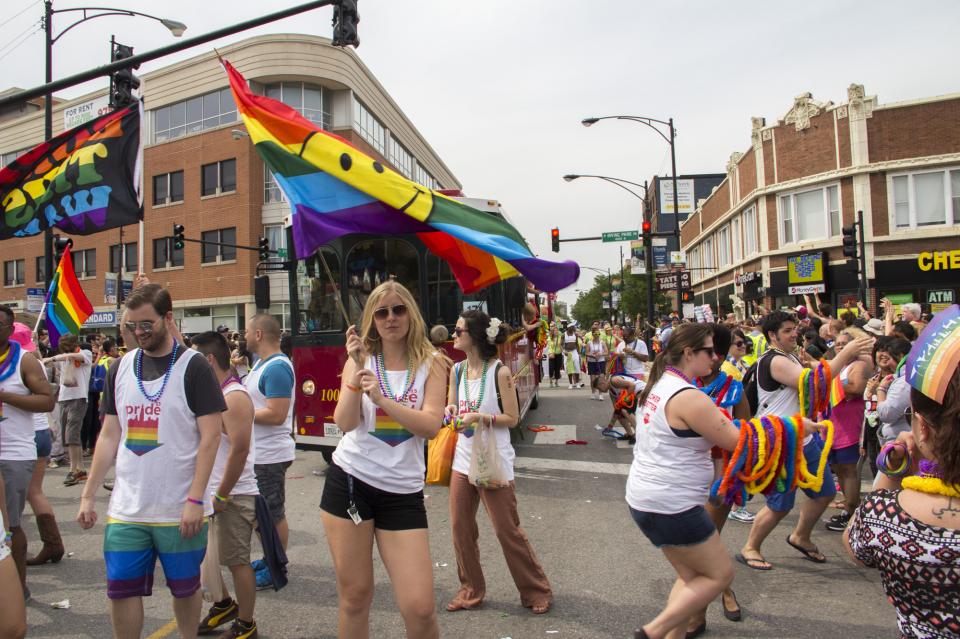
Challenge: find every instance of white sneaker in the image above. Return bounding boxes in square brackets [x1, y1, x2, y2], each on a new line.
[578, 382, 585, 389]
[727, 507, 755, 523]
[568, 384, 574, 390]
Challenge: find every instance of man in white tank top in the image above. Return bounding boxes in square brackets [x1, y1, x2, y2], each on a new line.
[192, 332, 261, 639]
[739, 311, 873, 570]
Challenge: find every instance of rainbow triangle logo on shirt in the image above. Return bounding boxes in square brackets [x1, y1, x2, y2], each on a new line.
[369, 408, 413, 447]
[125, 414, 162, 456]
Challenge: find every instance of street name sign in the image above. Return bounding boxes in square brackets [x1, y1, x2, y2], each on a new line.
[602, 230, 638, 243]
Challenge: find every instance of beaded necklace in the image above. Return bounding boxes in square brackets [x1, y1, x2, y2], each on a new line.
[665, 366, 693, 385]
[0, 341, 21, 383]
[902, 460, 960, 498]
[220, 375, 242, 390]
[462, 358, 489, 412]
[375, 351, 416, 402]
[135, 341, 179, 402]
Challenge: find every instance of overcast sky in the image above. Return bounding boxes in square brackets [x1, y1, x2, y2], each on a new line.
[4, 0, 959, 306]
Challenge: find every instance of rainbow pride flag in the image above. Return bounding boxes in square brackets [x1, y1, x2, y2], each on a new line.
[906, 304, 960, 403]
[830, 375, 845, 406]
[371, 408, 413, 447]
[125, 415, 161, 456]
[43, 246, 94, 348]
[222, 60, 578, 293]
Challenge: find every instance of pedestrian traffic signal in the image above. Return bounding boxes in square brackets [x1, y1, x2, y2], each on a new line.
[551, 227, 560, 253]
[332, 0, 360, 47]
[52, 235, 73, 264]
[109, 43, 140, 108]
[681, 290, 693, 303]
[173, 223, 185, 250]
[642, 220, 652, 236]
[842, 224, 858, 272]
[258, 237, 270, 261]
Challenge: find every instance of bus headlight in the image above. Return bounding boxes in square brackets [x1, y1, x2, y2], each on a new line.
[301, 380, 316, 396]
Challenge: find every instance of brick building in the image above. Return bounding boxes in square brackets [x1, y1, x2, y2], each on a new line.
[679, 84, 960, 317]
[0, 34, 459, 336]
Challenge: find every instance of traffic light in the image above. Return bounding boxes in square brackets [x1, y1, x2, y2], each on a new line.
[842, 224, 858, 272]
[258, 237, 270, 261]
[173, 223, 185, 250]
[551, 227, 560, 253]
[109, 43, 140, 108]
[641, 220, 652, 236]
[332, 0, 360, 47]
[681, 290, 693, 303]
[52, 235, 73, 264]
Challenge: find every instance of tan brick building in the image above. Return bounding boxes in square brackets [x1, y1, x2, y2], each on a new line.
[0, 34, 459, 336]
[679, 84, 960, 318]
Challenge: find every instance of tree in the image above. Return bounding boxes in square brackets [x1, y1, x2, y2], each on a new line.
[571, 271, 670, 327]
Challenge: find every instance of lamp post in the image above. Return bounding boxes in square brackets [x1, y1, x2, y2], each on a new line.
[41, 0, 186, 290]
[581, 114, 681, 314]
[564, 173, 656, 329]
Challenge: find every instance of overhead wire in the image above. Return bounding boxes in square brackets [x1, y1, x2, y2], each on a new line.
[0, 23, 42, 65]
[1, 0, 41, 25]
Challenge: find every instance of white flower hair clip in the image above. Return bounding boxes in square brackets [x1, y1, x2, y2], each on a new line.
[486, 317, 503, 344]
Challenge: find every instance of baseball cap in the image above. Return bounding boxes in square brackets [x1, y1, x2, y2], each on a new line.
[794, 305, 808, 319]
[10, 322, 37, 352]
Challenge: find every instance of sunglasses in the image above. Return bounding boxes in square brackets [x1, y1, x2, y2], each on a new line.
[453, 327, 465, 336]
[373, 304, 407, 320]
[693, 346, 717, 357]
[733, 341, 746, 347]
[123, 319, 160, 333]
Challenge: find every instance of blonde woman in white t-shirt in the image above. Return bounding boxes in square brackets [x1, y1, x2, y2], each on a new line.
[324, 281, 447, 639]
[443, 310, 553, 615]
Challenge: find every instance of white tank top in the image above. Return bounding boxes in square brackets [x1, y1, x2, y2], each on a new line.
[333, 356, 429, 494]
[0, 346, 38, 461]
[756, 350, 812, 445]
[207, 382, 259, 498]
[34, 359, 50, 431]
[626, 372, 714, 514]
[245, 354, 296, 465]
[108, 348, 214, 522]
[587, 339, 605, 358]
[451, 360, 515, 480]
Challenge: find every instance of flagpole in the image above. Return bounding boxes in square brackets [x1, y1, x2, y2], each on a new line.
[316, 251, 359, 367]
[137, 98, 145, 275]
[34, 245, 65, 337]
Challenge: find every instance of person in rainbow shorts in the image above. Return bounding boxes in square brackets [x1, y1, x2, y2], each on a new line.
[78, 284, 224, 639]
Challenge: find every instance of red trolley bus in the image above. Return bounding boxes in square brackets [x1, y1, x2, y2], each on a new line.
[287, 196, 542, 462]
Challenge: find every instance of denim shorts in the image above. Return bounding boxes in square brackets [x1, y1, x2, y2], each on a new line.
[827, 443, 860, 466]
[765, 435, 837, 512]
[629, 505, 716, 548]
[35, 428, 52, 458]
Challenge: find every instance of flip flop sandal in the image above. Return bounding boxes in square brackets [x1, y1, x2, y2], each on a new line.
[736, 552, 772, 571]
[785, 535, 827, 563]
[600, 429, 626, 440]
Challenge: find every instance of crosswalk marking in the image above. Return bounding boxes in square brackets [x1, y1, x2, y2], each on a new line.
[513, 456, 630, 476]
[530, 424, 578, 444]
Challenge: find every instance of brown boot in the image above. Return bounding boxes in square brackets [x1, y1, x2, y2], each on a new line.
[27, 513, 65, 566]
[10, 526, 28, 595]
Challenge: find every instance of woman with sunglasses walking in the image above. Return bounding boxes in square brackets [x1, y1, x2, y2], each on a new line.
[444, 309, 552, 614]
[323, 281, 448, 639]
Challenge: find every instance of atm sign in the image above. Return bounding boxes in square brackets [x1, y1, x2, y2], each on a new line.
[927, 289, 955, 304]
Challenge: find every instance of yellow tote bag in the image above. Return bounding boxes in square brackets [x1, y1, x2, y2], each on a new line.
[426, 426, 457, 486]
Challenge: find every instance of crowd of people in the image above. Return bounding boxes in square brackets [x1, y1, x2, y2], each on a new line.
[1, 279, 958, 639]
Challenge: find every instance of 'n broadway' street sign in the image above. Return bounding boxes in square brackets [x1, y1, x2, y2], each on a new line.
[602, 230, 638, 243]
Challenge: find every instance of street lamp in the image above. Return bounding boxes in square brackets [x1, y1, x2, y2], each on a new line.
[564, 173, 656, 329]
[581, 114, 681, 313]
[41, 0, 187, 289]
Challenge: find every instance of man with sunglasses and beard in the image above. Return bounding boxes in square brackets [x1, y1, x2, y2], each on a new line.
[243, 314, 295, 590]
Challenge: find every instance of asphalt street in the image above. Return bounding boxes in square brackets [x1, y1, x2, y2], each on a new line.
[23, 386, 896, 638]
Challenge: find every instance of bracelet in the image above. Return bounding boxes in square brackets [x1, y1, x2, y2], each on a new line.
[186, 497, 204, 506]
[214, 493, 229, 503]
[346, 383, 361, 393]
[877, 442, 911, 477]
[3, 531, 11, 543]
[490, 414, 497, 425]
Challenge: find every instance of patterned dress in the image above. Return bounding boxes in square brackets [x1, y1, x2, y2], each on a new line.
[848, 490, 960, 638]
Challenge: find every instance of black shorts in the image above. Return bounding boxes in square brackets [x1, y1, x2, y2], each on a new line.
[254, 461, 292, 523]
[587, 360, 606, 375]
[320, 463, 427, 531]
[629, 505, 716, 548]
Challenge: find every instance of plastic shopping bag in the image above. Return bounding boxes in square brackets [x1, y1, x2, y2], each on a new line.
[468, 419, 509, 489]
[426, 426, 457, 486]
[199, 516, 225, 602]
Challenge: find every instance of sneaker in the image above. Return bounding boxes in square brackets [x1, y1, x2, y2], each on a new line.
[825, 511, 852, 532]
[220, 619, 258, 639]
[727, 507, 755, 523]
[250, 558, 266, 572]
[568, 384, 574, 390]
[255, 566, 274, 591]
[63, 471, 78, 486]
[103, 480, 114, 492]
[198, 599, 238, 635]
[577, 382, 585, 389]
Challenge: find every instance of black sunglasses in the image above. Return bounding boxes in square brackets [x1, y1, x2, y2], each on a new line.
[373, 304, 407, 320]
[733, 341, 746, 347]
[693, 346, 717, 356]
[453, 327, 465, 336]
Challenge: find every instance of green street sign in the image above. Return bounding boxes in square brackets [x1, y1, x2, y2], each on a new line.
[277, 248, 288, 259]
[602, 230, 638, 243]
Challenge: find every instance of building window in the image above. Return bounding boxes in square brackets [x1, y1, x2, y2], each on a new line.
[264, 169, 285, 203]
[152, 237, 184, 269]
[264, 82, 331, 130]
[152, 171, 184, 206]
[388, 137, 414, 179]
[730, 217, 742, 263]
[778, 184, 841, 244]
[201, 159, 236, 196]
[353, 98, 386, 155]
[742, 206, 757, 255]
[717, 226, 730, 268]
[415, 164, 437, 190]
[201, 228, 237, 264]
[109, 243, 138, 273]
[153, 87, 237, 143]
[890, 168, 960, 229]
[4, 259, 25, 286]
[689, 247, 701, 283]
[35, 256, 46, 284]
[263, 224, 287, 260]
[73, 249, 96, 278]
[702, 237, 714, 276]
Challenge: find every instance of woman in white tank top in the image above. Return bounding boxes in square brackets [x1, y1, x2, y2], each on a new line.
[323, 281, 448, 639]
[443, 310, 553, 614]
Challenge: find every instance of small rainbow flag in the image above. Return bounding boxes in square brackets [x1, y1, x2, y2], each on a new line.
[125, 414, 161, 456]
[43, 246, 93, 348]
[221, 60, 579, 294]
[370, 408, 413, 447]
[906, 304, 960, 403]
[830, 375, 845, 406]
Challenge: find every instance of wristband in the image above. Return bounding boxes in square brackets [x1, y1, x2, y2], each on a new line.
[490, 414, 497, 425]
[214, 493, 229, 503]
[346, 383, 361, 393]
[3, 531, 11, 543]
[186, 497, 204, 506]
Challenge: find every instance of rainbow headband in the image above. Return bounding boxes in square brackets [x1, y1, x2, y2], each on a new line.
[905, 304, 960, 403]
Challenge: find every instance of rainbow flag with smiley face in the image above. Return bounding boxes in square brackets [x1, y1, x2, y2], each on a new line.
[221, 60, 578, 293]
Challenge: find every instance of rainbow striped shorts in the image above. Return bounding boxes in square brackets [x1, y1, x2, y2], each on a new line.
[103, 519, 207, 599]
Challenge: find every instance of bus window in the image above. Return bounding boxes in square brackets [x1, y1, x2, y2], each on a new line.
[426, 254, 461, 328]
[298, 247, 346, 333]
[503, 276, 527, 329]
[345, 239, 419, 324]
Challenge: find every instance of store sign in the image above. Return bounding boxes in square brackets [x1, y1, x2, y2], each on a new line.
[787, 251, 825, 294]
[657, 270, 691, 291]
[83, 311, 118, 328]
[927, 289, 955, 304]
[917, 250, 960, 271]
[736, 271, 760, 285]
[670, 251, 686, 266]
[26, 288, 45, 312]
[62, 96, 111, 130]
[652, 245, 669, 271]
[788, 283, 826, 295]
[659, 179, 696, 215]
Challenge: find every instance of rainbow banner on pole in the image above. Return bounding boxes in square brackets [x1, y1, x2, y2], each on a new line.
[43, 246, 94, 348]
[905, 304, 960, 403]
[222, 60, 578, 293]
